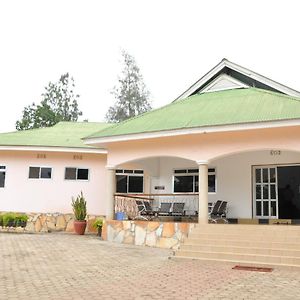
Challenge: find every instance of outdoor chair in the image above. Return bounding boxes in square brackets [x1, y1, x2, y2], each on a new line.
[134, 200, 156, 220]
[158, 202, 172, 216]
[171, 202, 185, 217]
[208, 200, 228, 223]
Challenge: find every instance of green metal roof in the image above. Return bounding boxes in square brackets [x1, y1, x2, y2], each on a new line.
[0, 122, 111, 148]
[88, 88, 300, 139]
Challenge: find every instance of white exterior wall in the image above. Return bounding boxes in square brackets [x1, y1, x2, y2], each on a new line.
[134, 151, 300, 218]
[210, 150, 300, 218]
[0, 150, 107, 215]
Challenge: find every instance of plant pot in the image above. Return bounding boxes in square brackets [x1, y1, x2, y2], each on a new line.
[73, 220, 87, 235]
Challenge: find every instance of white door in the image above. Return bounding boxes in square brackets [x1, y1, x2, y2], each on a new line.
[254, 167, 278, 219]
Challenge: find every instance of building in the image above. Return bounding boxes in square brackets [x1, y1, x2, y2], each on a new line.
[2, 59, 300, 225]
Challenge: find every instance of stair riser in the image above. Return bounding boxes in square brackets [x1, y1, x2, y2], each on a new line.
[188, 233, 300, 242]
[175, 251, 300, 265]
[185, 239, 300, 249]
[179, 244, 300, 257]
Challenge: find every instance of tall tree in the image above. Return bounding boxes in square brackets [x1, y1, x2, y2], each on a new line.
[16, 73, 82, 130]
[106, 50, 151, 123]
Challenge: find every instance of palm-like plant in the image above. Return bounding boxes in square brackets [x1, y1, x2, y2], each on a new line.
[71, 192, 87, 221]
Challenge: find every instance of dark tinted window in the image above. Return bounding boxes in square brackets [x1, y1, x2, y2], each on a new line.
[29, 167, 40, 179]
[65, 168, 76, 180]
[128, 176, 143, 193]
[174, 176, 194, 192]
[116, 175, 127, 193]
[77, 169, 89, 180]
[195, 175, 199, 192]
[208, 174, 216, 192]
[0, 170, 5, 188]
[41, 168, 52, 179]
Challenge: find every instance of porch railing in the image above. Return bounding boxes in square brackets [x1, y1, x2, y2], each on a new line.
[114, 193, 199, 219]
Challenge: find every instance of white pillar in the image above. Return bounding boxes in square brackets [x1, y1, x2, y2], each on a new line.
[197, 161, 209, 224]
[106, 166, 116, 220]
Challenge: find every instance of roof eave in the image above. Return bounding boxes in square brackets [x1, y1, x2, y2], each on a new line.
[0, 145, 108, 154]
[84, 118, 300, 147]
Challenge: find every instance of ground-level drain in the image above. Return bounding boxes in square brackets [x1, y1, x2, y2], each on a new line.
[232, 265, 273, 272]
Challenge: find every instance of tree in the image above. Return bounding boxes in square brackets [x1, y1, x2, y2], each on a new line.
[16, 73, 82, 130]
[106, 50, 151, 123]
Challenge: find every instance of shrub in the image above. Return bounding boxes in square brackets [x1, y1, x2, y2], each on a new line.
[71, 191, 87, 221]
[15, 214, 29, 227]
[1, 213, 28, 227]
[2, 213, 17, 227]
[92, 218, 104, 229]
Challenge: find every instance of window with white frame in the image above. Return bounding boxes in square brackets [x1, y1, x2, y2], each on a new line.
[0, 166, 6, 188]
[65, 168, 89, 180]
[29, 167, 52, 179]
[116, 169, 144, 193]
[173, 168, 216, 193]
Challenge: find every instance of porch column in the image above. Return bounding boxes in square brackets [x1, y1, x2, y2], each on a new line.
[197, 161, 209, 224]
[106, 166, 116, 220]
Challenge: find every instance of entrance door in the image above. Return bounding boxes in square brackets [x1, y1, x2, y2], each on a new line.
[277, 166, 300, 219]
[254, 167, 278, 218]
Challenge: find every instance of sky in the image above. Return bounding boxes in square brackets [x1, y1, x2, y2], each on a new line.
[1, 0, 300, 133]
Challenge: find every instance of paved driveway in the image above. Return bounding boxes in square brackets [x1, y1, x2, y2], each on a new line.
[1, 233, 300, 300]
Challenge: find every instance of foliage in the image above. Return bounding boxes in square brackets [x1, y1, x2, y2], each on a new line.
[0, 213, 28, 227]
[16, 73, 82, 130]
[71, 191, 87, 221]
[92, 218, 104, 229]
[106, 50, 151, 123]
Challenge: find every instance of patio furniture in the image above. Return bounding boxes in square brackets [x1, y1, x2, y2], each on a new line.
[134, 200, 156, 220]
[209, 200, 228, 223]
[158, 202, 172, 216]
[171, 202, 185, 217]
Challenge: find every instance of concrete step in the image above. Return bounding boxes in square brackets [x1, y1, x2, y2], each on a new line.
[179, 244, 300, 257]
[175, 250, 300, 265]
[191, 227, 300, 235]
[174, 224, 300, 267]
[188, 232, 300, 242]
[171, 255, 300, 270]
[185, 238, 300, 250]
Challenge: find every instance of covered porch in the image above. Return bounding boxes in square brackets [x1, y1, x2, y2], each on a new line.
[108, 149, 300, 224]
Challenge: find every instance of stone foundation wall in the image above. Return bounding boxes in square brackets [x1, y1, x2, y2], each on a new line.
[102, 220, 196, 249]
[0, 211, 105, 234]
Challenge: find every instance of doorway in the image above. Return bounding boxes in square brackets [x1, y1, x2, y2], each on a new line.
[277, 166, 300, 219]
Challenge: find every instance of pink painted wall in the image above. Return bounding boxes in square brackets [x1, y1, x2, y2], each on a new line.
[105, 126, 300, 166]
[0, 150, 107, 214]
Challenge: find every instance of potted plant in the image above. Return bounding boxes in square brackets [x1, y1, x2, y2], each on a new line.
[93, 218, 104, 237]
[72, 192, 87, 235]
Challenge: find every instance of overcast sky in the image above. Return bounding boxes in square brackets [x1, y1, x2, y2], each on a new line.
[1, 0, 300, 133]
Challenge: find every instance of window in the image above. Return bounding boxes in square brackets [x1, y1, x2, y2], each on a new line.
[0, 166, 6, 188]
[173, 168, 216, 193]
[116, 169, 144, 193]
[29, 167, 52, 179]
[65, 168, 89, 181]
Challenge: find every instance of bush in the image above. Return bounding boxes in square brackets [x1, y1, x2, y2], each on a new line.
[15, 214, 29, 227]
[3, 213, 17, 227]
[71, 191, 87, 221]
[1, 213, 28, 227]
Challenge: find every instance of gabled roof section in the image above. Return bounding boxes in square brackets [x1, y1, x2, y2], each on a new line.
[85, 88, 300, 144]
[201, 74, 249, 93]
[175, 59, 300, 100]
[0, 122, 111, 149]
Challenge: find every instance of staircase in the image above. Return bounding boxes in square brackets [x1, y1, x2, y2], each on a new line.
[174, 224, 300, 269]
